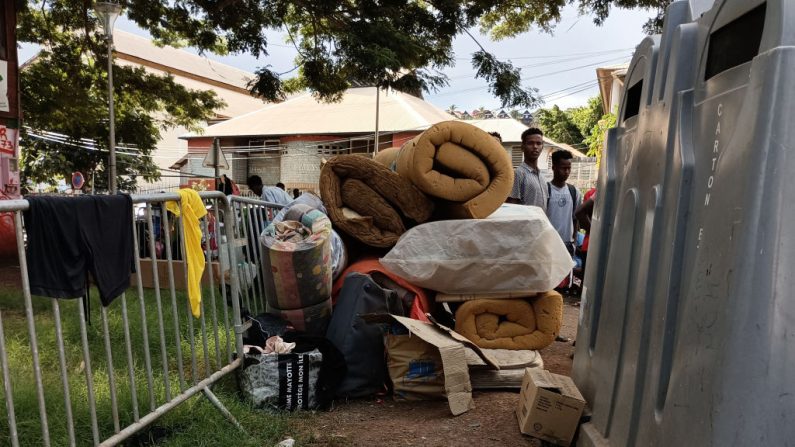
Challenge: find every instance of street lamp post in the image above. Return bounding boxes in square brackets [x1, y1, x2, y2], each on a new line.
[94, 1, 122, 194]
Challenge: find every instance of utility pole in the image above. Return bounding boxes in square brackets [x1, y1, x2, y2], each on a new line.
[374, 87, 380, 155]
[213, 138, 221, 181]
[94, 1, 122, 193]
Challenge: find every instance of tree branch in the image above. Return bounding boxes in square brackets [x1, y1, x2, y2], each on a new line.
[463, 28, 487, 53]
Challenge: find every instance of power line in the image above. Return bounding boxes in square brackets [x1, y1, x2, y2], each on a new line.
[448, 48, 631, 81]
[442, 79, 601, 114]
[431, 55, 630, 98]
[454, 47, 634, 61]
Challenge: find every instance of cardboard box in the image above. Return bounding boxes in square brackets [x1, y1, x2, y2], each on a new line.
[516, 368, 586, 446]
[131, 258, 221, 290]
[362, 314, 498, 416]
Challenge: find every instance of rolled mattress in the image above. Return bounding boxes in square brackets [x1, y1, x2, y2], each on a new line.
[454, 292, 563, 350]
[393, 121, 514, 219]
[260, 210, 333, 311]
[319, 155, 434, 248]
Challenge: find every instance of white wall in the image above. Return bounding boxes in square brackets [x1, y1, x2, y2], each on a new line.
[248, 153, 281, 186]
[280, 142, 323, 187]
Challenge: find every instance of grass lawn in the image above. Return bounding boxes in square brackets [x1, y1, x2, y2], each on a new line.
[0, 284, 297, 446]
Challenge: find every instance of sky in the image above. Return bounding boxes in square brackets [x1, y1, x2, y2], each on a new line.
[18, 5, 653, 114]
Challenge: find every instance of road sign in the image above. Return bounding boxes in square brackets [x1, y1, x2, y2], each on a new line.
[202, 143, 229, 169]
[71, 171, 85, 190]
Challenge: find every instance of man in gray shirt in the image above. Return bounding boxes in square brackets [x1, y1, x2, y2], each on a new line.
[507, 127, 548, 211]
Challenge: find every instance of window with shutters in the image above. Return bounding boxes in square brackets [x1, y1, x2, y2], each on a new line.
[349, 137, 374, 154]
[317, 143, 349, 156]
[511, 146, 523, 167]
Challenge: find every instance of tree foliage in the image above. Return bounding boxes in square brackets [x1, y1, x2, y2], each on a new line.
[584, 110, 617, 159]
[535, 105, 584, 145]
[535, 95, 608, 151]
[18, 2, 224, 191]
[568, 96, 604, 139]
[22, 0, 669, 107]
[17, 0, 667, 188]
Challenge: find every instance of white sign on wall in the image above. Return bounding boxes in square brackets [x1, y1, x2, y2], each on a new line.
[0, 60, 8, 113]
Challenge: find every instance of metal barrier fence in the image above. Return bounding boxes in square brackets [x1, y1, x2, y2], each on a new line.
[133, 183, 182, 194]
[0, 191, 247, 446]
[226, 196, 285, 316]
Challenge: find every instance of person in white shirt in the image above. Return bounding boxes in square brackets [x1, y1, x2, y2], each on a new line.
[547, 150, 581, 254]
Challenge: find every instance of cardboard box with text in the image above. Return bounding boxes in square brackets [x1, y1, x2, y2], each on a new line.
[516, 368, 586, 446]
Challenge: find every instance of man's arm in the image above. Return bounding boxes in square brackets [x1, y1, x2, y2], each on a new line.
[572, 190, 582, 239]
[506, 168, 523, 204]
[575, 198, 594, 232]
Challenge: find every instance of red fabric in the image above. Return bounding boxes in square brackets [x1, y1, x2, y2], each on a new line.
[332, 257, 431, 322]
[581, 188, 597, 252]
[207, 212, 218, 251]
[0, 191, 16, 259]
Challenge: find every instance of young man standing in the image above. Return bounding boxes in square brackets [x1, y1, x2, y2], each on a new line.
[547, 150, 582, 254]
[507, 128, 548, 211]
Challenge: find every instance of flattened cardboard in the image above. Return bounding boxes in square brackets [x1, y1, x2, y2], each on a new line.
[467, 349, 544, 390]
[516, 368, 586, 446]
[362, 313, 479, 415]
[465, 348, 542, 370]
[426, 314, 499, 369]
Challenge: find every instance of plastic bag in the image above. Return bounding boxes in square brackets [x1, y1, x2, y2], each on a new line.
[271, 194, 348, 280]
[380, 204, 574, 294]
[238, 348, 322, 411]
[260, 210, 333, 311]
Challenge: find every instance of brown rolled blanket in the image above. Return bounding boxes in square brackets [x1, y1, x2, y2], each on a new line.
[393, 121, 514, 219]
[373, 147, 400, 168]
[319, 155, 434, 248]
[454, 291, 563, 350]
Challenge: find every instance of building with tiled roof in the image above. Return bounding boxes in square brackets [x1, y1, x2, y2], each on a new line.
[111, 31, 267, 187]
[177, 87, 455, 191]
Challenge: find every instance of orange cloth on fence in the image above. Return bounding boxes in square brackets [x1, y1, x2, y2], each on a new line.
[166, 189, 207, 318]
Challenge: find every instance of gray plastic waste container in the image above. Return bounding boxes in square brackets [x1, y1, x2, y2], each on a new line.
[573, 0, 795, 445]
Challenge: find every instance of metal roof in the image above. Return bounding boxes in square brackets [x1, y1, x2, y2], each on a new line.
[182, 87, 456, 139]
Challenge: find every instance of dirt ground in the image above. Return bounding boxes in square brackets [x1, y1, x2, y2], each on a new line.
[288, 299, 580, 447]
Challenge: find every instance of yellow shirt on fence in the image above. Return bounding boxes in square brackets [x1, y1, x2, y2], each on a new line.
[166, 189, 207, 318]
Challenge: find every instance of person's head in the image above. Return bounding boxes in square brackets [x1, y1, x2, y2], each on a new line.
[521, 128, 544, 165]
[293, 188, 300, 199]
[276, 182, 285, 190]
[488, 131, 503, 143]
[551, 150, 574, 182]
[246, 175, 263, 196]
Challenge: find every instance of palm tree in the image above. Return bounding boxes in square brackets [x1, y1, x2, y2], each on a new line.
[447, 104, 458, 113]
